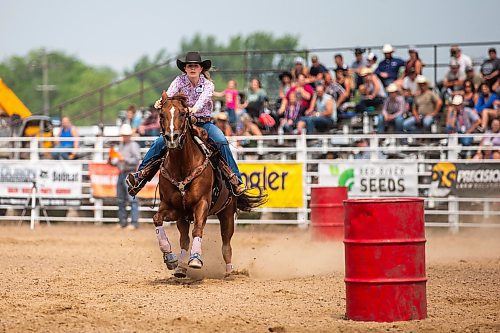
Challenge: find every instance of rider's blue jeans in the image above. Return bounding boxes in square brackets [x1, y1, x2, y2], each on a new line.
[138, 122, 241, 180]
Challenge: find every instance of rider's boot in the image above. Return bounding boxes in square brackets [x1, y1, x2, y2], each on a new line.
[217, 158, 246, 196]
[126, 157, 163, 196]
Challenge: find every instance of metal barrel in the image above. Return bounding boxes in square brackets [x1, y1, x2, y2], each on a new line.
[310, 186, 348, 240]
[344, 198, 427, 322]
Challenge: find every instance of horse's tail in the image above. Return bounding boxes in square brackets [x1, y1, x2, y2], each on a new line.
[236, 191, 268, 212]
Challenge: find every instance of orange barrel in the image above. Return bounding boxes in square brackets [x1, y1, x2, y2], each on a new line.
[310, 186, 348, 240]
[344, 198, 427, 322]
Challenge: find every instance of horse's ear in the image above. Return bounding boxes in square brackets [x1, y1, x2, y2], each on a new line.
[161, 90, 167, 104]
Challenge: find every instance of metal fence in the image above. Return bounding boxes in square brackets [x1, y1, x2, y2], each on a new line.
[0, 133, 498, 232]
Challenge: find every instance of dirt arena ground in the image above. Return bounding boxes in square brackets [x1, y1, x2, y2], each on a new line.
[0, 223, 499, 333]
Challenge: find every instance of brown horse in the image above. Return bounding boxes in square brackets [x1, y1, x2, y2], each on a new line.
[152, 91, 265, 278]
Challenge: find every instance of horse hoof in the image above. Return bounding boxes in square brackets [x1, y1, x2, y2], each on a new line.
[163, 252, 178, 270]
[188, 253, 203, 269]
[174, 266, 187, 278]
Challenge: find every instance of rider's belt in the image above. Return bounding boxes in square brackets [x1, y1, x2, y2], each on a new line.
[196, 117, 212, 123]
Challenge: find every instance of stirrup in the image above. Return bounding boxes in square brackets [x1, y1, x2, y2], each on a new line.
[126, 173, 147, 196]
[231, 183, 247, 197]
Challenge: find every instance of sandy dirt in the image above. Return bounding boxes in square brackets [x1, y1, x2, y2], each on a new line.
[0, 223, 499, 333]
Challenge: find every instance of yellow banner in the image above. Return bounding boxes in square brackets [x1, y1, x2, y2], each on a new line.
[239, 163, 303, 208]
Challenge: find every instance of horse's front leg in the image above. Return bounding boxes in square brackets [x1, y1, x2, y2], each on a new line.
[153, 201, 178, 270]
[188, 199, 209, 269]
[173, 217, 190, 278]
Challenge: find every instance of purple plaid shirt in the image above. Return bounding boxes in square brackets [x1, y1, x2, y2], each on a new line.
[167, 73, 214, 118]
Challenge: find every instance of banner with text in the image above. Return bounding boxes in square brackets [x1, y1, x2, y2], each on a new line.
[239, 163, 303, 208]
[0, 161, 82, 205]
[430, 162, 500, 197]
[88, 162, 159, 199]
[318, 162, 418, 197]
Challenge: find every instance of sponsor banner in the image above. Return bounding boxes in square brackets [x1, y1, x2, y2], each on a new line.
[430, 162, 500, 197]
[318, 162, 418, 197]
[0, 161, 82, 201]
[88, 163, 158, 199]
[239, 163, 303, 208]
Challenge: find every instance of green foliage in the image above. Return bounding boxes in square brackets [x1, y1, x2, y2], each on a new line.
[0, 33, 301, 125]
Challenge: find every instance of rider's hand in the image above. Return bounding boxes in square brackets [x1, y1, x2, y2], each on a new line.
[188, 107, 198, 114]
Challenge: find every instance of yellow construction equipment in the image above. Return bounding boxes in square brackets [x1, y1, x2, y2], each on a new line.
[0, 78, 32, 118]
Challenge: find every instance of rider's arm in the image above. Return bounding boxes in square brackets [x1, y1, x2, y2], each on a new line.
[192, 80, 215, 113]
[166, 76, 182, 97]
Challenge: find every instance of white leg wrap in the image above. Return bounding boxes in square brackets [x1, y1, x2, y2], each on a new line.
[191, 236, 202, 255]
[155, 226, 171, 253]
[226, 263, 234, 273]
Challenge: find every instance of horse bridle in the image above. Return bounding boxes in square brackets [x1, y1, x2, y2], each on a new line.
[159, 101, 190, 150]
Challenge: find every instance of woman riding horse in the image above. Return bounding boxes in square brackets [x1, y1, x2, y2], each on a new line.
[126, 51, 246, 196]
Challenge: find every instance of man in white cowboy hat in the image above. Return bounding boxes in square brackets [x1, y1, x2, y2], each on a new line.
[403, 75, 443, 133]
[112, 124, 141, 229]
[375, 44, 405, 87]
[445, 95, 480, 146]
[377, 83, 406, 134]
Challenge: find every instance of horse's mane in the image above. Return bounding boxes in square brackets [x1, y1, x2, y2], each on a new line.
[167, 93, 189, 109]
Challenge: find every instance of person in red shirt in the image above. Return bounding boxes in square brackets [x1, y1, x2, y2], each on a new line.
[278, 73, 314, 116]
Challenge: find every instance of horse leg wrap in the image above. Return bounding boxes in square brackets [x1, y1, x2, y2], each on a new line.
[191, 236, 202, 255]
[226, 264, 234, 273]
[155, 226, 171, 253]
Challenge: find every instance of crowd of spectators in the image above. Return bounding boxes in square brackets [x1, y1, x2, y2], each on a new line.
[113, 44, 498, 159]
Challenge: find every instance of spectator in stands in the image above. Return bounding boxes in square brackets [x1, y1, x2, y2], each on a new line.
[278, 71, 293, 102]
[112, 124, 141, 229]
[214, 79, 240, 129]
[351, 48, 368, 88]
[461, 79, 478, 108]
[404, 46, 423, 76]
[214, 112, 233, 137]
[138, 106, 161, 137]
[403, 75, 443, 133]
[441, 59, 466, 102]
[52, 116, 79, 160]
[375, 44, 405, 87]
[352, 138, 386, 160]
[237, 113, 263, 136]
[309, 55, 328, 84]
[334, 54, 347, 72]
[334, 68, 353, 112]
[356, 67, 386, 112]
[241, 78, 267, 120]
[377, 83, 406, 133]
[367, 52, 378, 72]
[481, 48, 500, 89]
[291, 57, 309, 81]
[279, 73, 314, 115]
[473, 118, 500, 160]
[479, 90, 499, 131]
[450, 45, 472, 75]
[297, 84, 336, 134]
[475, 83, 498, 118]
[278, 90, 302, 133]
[445, 95, 481, 146]
[402, 67, 418, 98]
[465, 66, 483, 91]
[125, 104, 142, 133]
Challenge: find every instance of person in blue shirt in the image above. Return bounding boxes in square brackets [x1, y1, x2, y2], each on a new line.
[476, 83, 497, 115]
[375, 44, 405, 87]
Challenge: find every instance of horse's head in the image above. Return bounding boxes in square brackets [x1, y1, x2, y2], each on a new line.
[159, 91, 191, 149]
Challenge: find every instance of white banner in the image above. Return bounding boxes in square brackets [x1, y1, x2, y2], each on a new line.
[0, 161, 82, 199]
[318, 161, 418, 197]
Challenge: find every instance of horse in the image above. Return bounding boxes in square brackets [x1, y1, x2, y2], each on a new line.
[152, 91, 265, 278]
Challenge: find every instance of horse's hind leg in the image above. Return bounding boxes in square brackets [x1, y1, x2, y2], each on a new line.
[153, 202, 178, 270]
[174, 217, 190, 278]
[217, 201, 236, 274]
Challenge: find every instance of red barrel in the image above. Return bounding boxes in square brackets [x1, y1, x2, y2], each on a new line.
[310, 186, 348, 240]
[344, 198, 427, 322]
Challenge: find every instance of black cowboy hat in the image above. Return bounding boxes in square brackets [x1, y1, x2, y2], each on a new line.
[176, 51, 212, 72]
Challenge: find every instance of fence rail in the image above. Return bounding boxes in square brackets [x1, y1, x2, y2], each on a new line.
[0, 133, 498, 232]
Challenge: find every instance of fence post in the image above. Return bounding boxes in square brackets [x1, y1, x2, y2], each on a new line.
[433, 44, 438, 87]
[448, 195, 459, 234]
[30, 137, 39, 161]
[139, 73, 145, 109]
[93, 136, 104, 224]
[448, 135, 460, 160]
[369, 136, 379, 161]
[297, 133, 308, 228]
[99, 88, 104, 125]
